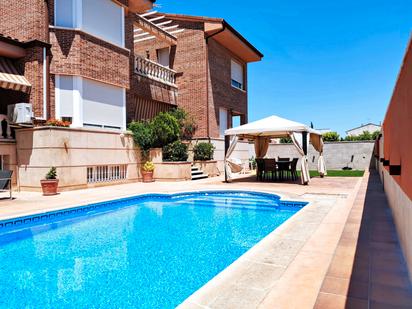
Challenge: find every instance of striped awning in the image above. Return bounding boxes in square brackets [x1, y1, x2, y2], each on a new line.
[0, 57, 31, 93]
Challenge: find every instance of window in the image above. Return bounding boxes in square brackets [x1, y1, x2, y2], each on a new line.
[231, 60, 244, 90]
[232, 115, 241, 128]
[157, 48, 170, 67]
[219, 108, 228, 137]
[55, 76, 126, 130]
[55, 0, 74, 28]
[82, 0, 124, 47]
[56, 75, 74, 121]
[54, 0, 125, 47]
[82, 78, 126, 130]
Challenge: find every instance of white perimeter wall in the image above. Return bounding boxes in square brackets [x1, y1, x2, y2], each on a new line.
[192, 139, 375, 173]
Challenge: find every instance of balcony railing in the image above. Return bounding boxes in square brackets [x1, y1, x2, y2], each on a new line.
[135, 56, 177, 87]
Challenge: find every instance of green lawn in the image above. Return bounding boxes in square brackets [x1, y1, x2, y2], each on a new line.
[311, 170, 364, 177]
[297, 170, 365, 177]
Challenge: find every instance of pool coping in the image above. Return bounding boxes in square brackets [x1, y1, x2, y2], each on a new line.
[0, 190, 306, 232]
[177, 194, 316, 308]
[178, 177, 364, 308]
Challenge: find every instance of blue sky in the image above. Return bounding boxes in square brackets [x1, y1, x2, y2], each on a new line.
[159, 1, 412, 136]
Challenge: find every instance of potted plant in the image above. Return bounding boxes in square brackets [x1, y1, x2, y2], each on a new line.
[142, 161, 155, 183]
[40, 167, 59, 196]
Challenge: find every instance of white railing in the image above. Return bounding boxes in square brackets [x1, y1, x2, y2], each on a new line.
[87, 165, 127, 184]
[135, 56, 177, 87]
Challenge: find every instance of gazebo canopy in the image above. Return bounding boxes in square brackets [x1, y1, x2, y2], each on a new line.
[223, 115, 326, 185]
[224, 115, 322, 138]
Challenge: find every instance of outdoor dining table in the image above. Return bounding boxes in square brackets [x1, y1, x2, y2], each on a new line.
[256, 159, 297, 182]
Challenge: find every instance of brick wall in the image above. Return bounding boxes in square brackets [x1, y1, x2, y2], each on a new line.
[49, 28, 130, 89]
[14, 46, 46, 118]
[0, 0, 49, 42]
[207, 38, 248, 138]
[133, 19, 249, 138]
[134, 20, 209, 137]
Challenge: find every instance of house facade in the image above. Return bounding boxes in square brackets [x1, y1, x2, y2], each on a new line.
[132, 14, 263, 138]
[346, 123, 381, 136]
[0, 1, 262, 190]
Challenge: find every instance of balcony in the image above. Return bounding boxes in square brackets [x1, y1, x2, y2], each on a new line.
[135, 56, 177, 87]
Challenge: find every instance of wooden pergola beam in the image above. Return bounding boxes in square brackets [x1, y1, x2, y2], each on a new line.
[134, 14, 177, 45]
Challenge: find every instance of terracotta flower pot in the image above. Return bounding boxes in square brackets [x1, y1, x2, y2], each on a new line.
[40, 179, 59, 196]
[141, 171, 154, 183]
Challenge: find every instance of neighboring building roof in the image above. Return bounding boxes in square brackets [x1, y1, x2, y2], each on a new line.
[345, 123, 381, 134]
[316, 128, 332, 134]
[161, 13, 264, 63]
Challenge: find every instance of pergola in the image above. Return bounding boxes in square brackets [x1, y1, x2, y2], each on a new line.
[224, 115, 326, 185]
[134, 11, 184, 44]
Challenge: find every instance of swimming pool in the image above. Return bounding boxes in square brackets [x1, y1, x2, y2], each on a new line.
[0, 191, 306, 308]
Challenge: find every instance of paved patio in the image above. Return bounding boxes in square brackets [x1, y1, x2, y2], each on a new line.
[0, 171, 410, 308]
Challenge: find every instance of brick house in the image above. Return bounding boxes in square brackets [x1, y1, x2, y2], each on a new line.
[0, 1, 262, 189]
[133, 13, 263, 138]
[0, 0, 156, 189]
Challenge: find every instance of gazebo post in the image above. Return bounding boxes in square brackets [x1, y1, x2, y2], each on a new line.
[302, 131, 309, 185]
[302, 132, 308, 155]
[224, 135, 230, 182]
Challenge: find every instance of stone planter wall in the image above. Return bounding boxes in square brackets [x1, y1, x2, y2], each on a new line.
[153, 161, 192, 181]
[193, 160, 220, 177]
[16, 127, 141, 191]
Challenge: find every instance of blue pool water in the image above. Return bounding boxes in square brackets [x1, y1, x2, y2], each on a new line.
[0, 191, 305, 309]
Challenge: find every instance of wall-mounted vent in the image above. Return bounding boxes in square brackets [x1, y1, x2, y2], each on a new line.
[87, 165, 127, 183]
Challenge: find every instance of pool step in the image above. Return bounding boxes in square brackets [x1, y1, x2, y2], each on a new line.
[191, 166, 209, 180]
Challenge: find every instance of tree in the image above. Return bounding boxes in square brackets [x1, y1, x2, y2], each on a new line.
[322, 131, 340, 142]
[371, 130, 380, 140]
[151, 112, 180, 148]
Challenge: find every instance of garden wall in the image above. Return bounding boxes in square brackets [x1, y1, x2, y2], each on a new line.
[192, 138, 375, 173]
[15, 127, 191, 191]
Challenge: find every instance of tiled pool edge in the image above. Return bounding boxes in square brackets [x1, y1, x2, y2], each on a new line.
[177, 198, 318, 309]
[0, 190, 306, 233]
[178, 177, 364, 309]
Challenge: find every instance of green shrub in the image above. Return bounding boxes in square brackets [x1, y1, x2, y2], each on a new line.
[322, 131, 340, 142]
[193, 142, 215, 161]
[151, 112, 180, 148]
[163, 140, 188, 162]
[128, 121, 154, 159]
[169, 108, 197, 140]
[279, 137, 293, 144]
[343, 130, 380, 141]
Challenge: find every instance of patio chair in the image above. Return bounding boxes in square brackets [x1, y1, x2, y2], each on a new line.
[263, 159, 277, 181]
[0, 170, 13, 199]
[290, 158, 299, 181]
[278, 157, 290, 161]
[255, 158, 265, 181]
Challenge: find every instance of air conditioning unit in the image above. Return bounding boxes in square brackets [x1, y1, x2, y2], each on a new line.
[7, 103, 33, 124]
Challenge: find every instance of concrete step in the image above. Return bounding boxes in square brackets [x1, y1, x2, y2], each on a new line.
[191, 173, 209, 180]
[191, 170, 204, 176]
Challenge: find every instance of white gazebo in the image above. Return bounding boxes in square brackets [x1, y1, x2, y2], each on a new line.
[224, 115, 327, 185]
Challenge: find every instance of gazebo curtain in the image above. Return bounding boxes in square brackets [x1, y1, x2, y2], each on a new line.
[310, 134, 327, 176]
[254, 137, 270, 158]
[224, 136, 239, 181]
[290, 133, 310, 184]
